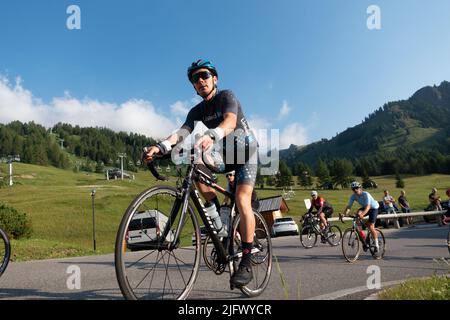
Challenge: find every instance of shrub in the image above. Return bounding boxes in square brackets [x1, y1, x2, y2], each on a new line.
[0, 202, 33, 239]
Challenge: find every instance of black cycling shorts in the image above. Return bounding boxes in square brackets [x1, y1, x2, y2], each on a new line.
[358, 207, 378, 224]
[323, 207, 334, 219]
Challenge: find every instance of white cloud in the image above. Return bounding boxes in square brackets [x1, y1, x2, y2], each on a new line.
[0, 76, 179, 140]
[0, 76, 309, 149]
[278, 100, 291, 119]
[170, 101, 190, 117]
[280, 122, 308, 149]
[170, 97, 202, 127]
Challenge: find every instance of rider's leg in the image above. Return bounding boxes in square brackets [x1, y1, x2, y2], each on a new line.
[196, 181, 220, 208]
[235, 183, 255, 260]
[367, 208, 379, 249]
[231, 162, 258, 287]
[319, 212, 327, 230]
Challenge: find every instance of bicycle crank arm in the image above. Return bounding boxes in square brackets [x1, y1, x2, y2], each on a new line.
[233, 247, 261, 259]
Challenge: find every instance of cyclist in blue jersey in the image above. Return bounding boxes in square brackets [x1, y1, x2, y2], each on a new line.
[342, 181, 380, 252]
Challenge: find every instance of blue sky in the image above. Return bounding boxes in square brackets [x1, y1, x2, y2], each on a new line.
[1, 0, 450, 148]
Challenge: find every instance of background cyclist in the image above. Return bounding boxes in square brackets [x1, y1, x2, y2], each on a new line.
[143, 59, 258, 287]
[307, 191, 334, 242]
[342, 181, 380, 252]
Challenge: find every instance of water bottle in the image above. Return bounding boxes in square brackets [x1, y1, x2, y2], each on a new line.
[219, 206, 231, 236]
[204, 203, 226, 236]
[358, 228, 366, 241]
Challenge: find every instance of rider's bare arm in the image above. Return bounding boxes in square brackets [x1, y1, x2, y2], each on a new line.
[219, 112, 237, 136]
[360, 204, 371, 217]
[195, 112, 237, 150]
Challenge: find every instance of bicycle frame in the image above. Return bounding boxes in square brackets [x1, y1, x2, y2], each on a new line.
[351, 217, 366, 242]
[159, 162, 236, 265]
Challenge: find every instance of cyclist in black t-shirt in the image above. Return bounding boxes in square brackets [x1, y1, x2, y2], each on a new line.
[143, 60, 258, 287]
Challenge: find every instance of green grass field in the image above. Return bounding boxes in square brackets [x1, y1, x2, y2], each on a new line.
[378, 274, 450, 300]
[0, 163, 449, 262]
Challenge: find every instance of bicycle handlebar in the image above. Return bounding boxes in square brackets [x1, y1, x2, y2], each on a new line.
[146, 159, 170, 181]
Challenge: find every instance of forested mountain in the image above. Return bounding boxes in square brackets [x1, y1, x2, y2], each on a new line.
[281, 81, 450, 175]
[0, 121, 156, 171]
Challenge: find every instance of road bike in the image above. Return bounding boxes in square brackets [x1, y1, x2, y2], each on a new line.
[340, 214, 385, 262]
[0, 227, 11, 277]
[299, 211, 342, 248]
[114, 149, 272, 300]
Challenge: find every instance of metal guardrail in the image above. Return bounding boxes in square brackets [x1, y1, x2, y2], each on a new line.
[328, 210, 447, 229]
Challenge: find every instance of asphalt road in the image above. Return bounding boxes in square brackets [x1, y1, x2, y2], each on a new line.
[0, 223, 448, 300]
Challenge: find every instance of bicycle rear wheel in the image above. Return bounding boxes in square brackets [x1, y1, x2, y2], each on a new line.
[342, 229, 360, 263]
[232, 211, 272, 297]
[326, 225, 342, 246]
[0, 228, 11, 277]
[368, 228, 386, 260]
[115, 186, 201, 300]
[300, 226, 317, 248]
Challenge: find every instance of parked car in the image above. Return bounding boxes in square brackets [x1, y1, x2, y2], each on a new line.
[106, 168, 131, 179]
[362, 180, 378, 189]
[192, 225, 212, 246]
[192, 225, 206, 246]
[126, 210, 173, 251]
[320, 182, 334, 190]
[423, 200, 449, 223]
[271, 217, 299, 237]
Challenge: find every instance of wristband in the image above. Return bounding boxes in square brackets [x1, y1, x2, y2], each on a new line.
[205, 127, 225, 141]
[156, 140, 172, 155]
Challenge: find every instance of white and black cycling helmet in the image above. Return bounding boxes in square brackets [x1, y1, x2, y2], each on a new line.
[311, 191, 318, 197]
[351, 181, 362, 189]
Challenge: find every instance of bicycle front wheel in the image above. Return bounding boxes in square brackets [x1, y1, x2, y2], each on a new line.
[342, 229, 360, 263]
[300, 226, 317, 248]
[115, 186, 201, 300]
[326, 225, 342, 246]
[0, 228, 11, 277]
[232, 210, 272, 298]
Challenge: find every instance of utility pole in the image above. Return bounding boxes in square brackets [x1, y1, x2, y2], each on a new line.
[118, 153, 126, 180]
[59, 138, 65, 149]
[7, 155, 20, 186]
[91, 189, 96, 251]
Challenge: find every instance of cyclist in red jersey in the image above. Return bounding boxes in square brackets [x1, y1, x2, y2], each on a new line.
[307, 191, 334, 242]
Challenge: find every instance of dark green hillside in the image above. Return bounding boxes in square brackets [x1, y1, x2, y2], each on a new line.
[281, 81, 450, 175]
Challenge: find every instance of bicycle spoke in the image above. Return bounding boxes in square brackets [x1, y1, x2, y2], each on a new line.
[134, 250, 167, 290]
[170, 251, 188, 287]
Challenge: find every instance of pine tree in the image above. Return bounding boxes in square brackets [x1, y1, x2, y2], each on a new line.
[315, 159, 331, 188]
[395, 172, 405, 188]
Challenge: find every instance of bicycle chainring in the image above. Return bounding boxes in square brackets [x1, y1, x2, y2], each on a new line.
[210, 250, 226, 275]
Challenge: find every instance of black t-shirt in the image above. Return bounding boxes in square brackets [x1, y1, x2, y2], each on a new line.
[182, 90, 252, 135]
[398, 195, 409, 208]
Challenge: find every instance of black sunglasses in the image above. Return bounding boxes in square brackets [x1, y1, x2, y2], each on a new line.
[191, 71, 213, 83]
[352, 187, 360, 191]
[226, 174, 234, 178]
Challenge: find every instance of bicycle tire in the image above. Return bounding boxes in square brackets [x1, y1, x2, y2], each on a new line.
[300, 226, 317, 248]
[447, 229, 450, 255]
[341, 229, 361, 263]
[0, 228, 11, 277]
[368, 228, 386, 260]
[232, 210, 272, 298]
[326, 225, 342, 247]
[115, 185, 201, 300]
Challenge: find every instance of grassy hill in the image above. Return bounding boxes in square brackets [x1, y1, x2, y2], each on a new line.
[0, 162, 448, 261]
